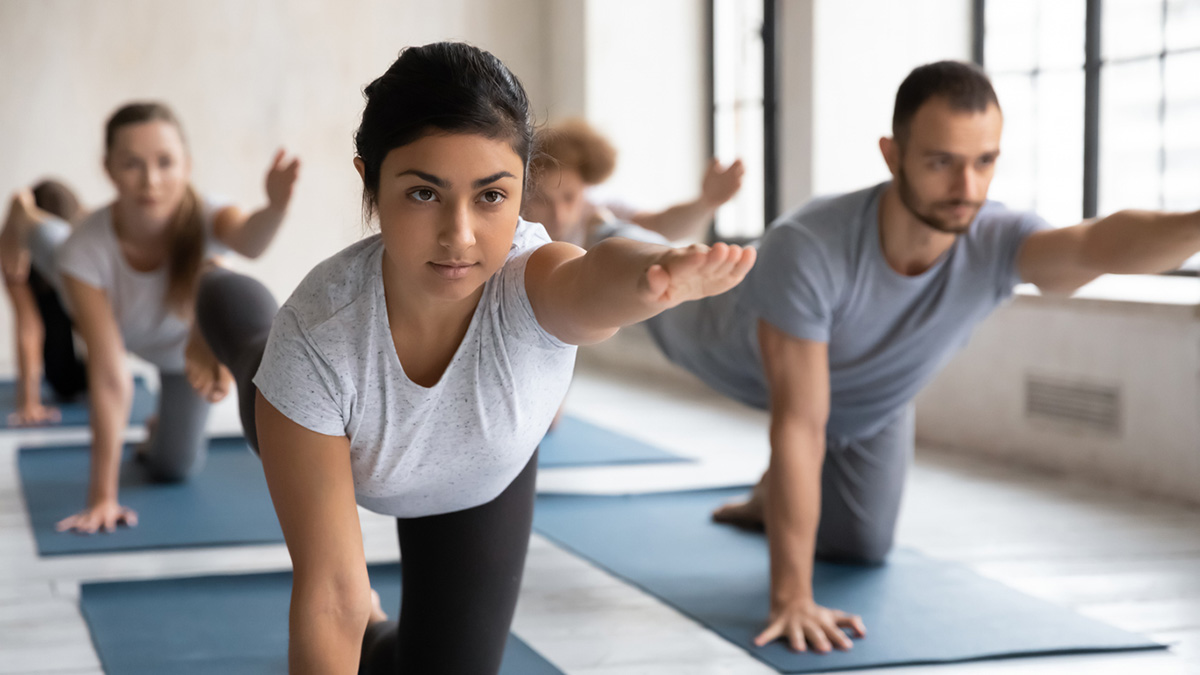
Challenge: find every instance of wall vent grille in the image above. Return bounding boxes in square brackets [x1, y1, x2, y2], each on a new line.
[1025, 375, 1121, 435]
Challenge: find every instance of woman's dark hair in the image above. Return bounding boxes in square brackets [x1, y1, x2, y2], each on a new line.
[892, 61, 999, 146]
[31, 179, 83, 222]
[104, 101, 203, 318]
[354, 42, 534, 220]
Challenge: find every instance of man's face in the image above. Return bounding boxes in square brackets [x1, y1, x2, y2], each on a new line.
[889, 97, 1003, 234]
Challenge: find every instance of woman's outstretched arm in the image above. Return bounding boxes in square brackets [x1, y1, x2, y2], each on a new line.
[526, 238, 755, 345]
[212, 149, 301, 259]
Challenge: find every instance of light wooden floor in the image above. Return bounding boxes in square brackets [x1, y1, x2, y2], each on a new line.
[1, 349, 1198, 674]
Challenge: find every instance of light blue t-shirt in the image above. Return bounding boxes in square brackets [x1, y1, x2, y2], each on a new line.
[646, 182, 1049, 440]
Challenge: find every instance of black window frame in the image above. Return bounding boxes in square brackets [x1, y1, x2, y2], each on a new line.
[976, 0, 1199, 276]
[706, 0, 780, 245]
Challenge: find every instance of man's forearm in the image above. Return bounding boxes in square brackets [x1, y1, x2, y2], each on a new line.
[764, 419, 825, 602]
[1083, 209, 1200, 274]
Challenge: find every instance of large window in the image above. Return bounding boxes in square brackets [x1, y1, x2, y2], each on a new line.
[710, 0, 777, 240]
[980, 0, 1200, 253]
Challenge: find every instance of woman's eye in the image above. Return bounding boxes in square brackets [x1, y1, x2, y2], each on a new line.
[158, 156, 173, 169]
[480, 190, 505, 204]
[410, 188, 437, 202]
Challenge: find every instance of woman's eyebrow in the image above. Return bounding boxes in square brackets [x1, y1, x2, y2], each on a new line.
[396, 169, 448, 187]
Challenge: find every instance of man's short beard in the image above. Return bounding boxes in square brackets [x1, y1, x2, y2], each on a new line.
[895, 165, 976, 235]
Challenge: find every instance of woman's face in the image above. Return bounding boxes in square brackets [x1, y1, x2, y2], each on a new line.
[367, 132, 525, 303]
[104, 120, 191, 225]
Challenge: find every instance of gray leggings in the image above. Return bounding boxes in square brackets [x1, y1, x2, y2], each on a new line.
[194, 266, 279, 453]
[141, 372, 212, 482]
[814, 406, 914, 564]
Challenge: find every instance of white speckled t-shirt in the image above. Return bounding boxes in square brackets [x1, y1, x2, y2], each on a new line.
[253, 219, 576, 518]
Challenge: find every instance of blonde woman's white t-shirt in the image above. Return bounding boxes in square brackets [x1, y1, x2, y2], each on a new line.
[253, 219, 577, 518]
[55, 196, 229, 372]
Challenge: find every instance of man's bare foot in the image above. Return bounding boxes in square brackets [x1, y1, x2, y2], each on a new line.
[711, 481, 767, 531]
[185, 325, 232, 403]
[368, 589, 388, 624]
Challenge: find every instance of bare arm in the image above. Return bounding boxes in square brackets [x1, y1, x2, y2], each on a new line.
[628, 159, 744, 241]
[755, 320, 865, 653]
[56, 275, 136, 533]
[4, 278, 59, 425]
[212, 150, 301, 258]
[525, 238, 755, 345]
[1018, 209, 1200, 295]
[256, 393, 370, 674]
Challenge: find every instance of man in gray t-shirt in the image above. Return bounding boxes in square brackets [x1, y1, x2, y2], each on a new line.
[644, 61, 1200, 654]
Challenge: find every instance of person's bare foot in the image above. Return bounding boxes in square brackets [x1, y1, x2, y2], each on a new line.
[368, 589, 388, 624]
[711, 480, 767, 531]
[184, 325, 233, 403]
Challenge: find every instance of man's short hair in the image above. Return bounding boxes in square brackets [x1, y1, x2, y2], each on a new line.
[532, 118, 617, 185]
[892, 61, 999, 144]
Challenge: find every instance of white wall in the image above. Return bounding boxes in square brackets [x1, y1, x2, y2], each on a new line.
[580, 0, 709, 214]
[915, 282, 1200, 506]
[0, 0, 556, 374]
[797, 0, 973, 206]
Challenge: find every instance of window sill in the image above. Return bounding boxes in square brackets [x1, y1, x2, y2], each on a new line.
[1013, 274, 1200, 319]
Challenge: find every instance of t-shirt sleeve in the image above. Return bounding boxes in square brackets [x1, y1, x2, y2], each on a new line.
[253, 306, 347, 437]
[494, 244, 573, 350]
[997, 211, 1053, 297]
[55, 222, 112, 291]
[741, 224, 837, 343]
[201, 194, 233, 259]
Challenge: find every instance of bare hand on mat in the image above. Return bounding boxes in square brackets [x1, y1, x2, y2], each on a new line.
[755, 597, 866, 653]
[7, 401, 61, 427]
[56, 499, 138, 534]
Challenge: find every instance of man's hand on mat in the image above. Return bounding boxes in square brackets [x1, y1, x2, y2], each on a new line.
[755, 597, 866, 653]
[8, 402, 61, 427]
[56, 500, 139, 534]
[185, 327, 234, 403]
[641, 242, 756, 308]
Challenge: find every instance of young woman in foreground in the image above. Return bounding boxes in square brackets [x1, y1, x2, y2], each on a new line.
[197, 42, 754, 673]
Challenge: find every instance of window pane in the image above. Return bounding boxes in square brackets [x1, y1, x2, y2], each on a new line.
[1103, 0, 1165, 61]
[986, 0, 1037, 71]
[990, 74, 1037, 212]
[1034, 70, 1085, 225]
[712, 0, 765, 238]
[1039, 0, 1087, 70]
[1166, 0, 1200, 52]
[1099, 59, 1163, 213]
[1164, 51, 1200, 211]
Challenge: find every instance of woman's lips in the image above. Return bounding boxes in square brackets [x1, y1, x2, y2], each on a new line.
[428, 261, 476, 280]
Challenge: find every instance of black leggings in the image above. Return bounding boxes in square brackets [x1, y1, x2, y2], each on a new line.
[195, 267, 536, 674]
[28, 268, 87, 401]
[361, 451, 537, 675]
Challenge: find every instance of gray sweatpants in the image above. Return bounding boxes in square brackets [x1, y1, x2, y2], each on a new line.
[814, 405, 913, 564]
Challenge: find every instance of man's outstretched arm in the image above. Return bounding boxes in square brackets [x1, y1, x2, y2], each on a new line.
[1018, 209, 1200, 295]
[755, 320, 866, 653]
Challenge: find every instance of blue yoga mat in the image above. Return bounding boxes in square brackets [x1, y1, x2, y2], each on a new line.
[19, 436, 282, 556]
[533, 488, 1166, 673]
[0, 376, 155, 429]
[539, 416, 689, 467]
[80, 563, 562, 674]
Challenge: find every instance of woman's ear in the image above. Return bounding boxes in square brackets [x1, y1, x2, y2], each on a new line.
[353, 157, 366, 182]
